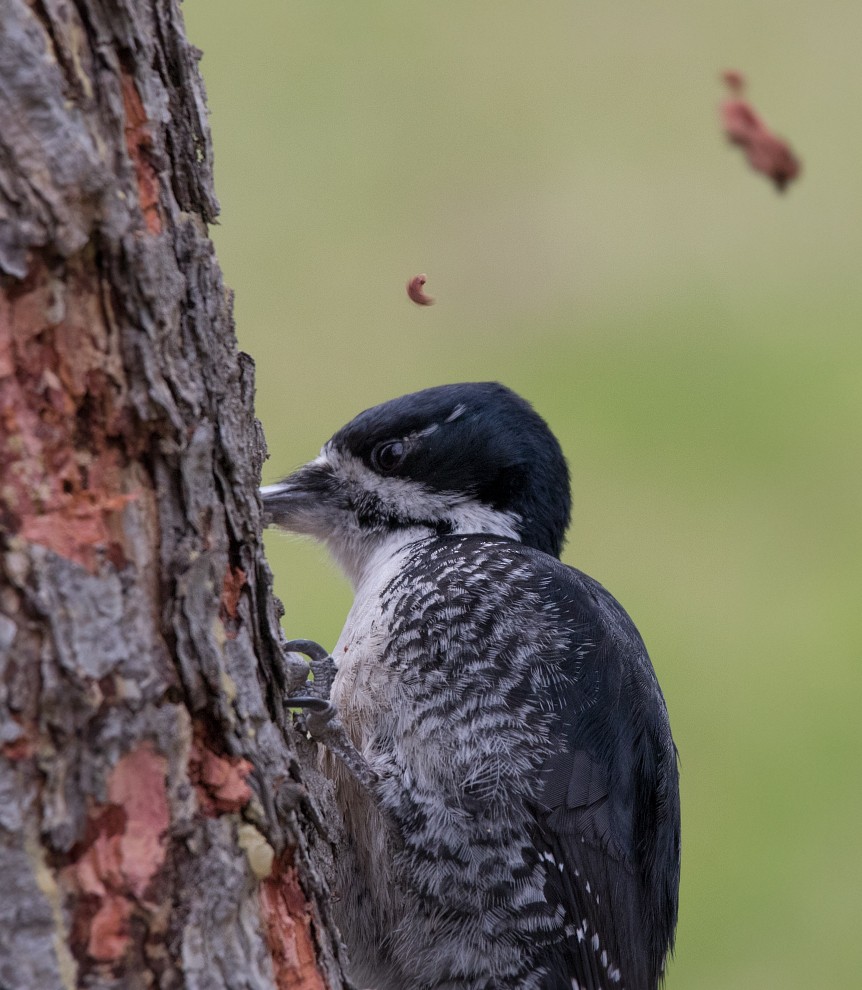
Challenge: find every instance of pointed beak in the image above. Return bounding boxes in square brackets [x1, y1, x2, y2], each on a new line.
[260, 458, 340, 536]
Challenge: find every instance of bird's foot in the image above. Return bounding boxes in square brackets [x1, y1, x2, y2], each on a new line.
[284, 638, 336, 701]
[283, 639, 380, 792]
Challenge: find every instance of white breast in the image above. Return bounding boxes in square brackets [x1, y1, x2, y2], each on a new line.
[323, 540, 420, 987]
[329, 536, 415, 754]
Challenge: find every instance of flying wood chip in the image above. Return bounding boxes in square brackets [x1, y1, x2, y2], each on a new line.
[407, 273, 434, 306]
[720, 70, 801, 191]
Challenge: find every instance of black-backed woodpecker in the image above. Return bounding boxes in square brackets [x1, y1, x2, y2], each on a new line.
[261, 382, 680, 990]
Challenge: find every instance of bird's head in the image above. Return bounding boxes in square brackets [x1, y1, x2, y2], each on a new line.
[261, 382, 571, 587]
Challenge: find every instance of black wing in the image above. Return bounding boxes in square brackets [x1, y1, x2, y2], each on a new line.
[525, 553, 680, 990]
[384, 535, 679, 990]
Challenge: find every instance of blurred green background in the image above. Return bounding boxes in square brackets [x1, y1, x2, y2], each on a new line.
[184, 3, 861, 987]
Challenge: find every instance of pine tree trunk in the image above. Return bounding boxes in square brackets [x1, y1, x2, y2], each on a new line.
[0, 2, 346, 987]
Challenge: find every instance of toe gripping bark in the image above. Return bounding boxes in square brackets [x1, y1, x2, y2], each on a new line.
[283, 640, 380, 791]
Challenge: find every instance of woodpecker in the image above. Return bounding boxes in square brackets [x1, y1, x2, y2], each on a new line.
[261, 382, 680, 990]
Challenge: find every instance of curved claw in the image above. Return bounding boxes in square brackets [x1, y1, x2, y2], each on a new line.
[282, 638, 336, 710]
[285, 639, 330, 662]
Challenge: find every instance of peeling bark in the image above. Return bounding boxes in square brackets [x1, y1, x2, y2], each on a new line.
[0, 2, 347, 987]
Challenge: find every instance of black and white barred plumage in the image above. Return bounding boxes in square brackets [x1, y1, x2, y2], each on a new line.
[262, 382, 680, 990]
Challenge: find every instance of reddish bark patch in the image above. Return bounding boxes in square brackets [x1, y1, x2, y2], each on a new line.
[219, 564, 247, 639]
[0, 715, 37, 761]
[1, 736, 34, 760]
[107, 744, 171, 898]
[260, 853, 328, 990]
[20, 489, 135, 571]
[189, 728, 253, 816]
[120, 70, 162, 234]
[0, 256, 138, 572]
[406, 273, 435, 306]
[64, 744, 169, 963]
[1, 722, 36, 761]
[719, 70, 801, 191]
[86, 893, 134, 963]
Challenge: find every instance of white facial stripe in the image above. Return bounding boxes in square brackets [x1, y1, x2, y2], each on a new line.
[322, 444, 522, 540]
[442, 501, 521, 540]
[445, 403, 466, 423]
[407, 423, 439, 441]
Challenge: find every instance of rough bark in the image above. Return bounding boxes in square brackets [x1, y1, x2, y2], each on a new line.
[0, 2, 346, 987]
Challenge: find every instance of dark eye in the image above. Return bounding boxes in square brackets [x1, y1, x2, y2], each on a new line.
[371, 440, 406, 473]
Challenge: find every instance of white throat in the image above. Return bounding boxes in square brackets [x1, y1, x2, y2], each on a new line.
[327, 526, 430, 594]
[327, 501, 522, 592]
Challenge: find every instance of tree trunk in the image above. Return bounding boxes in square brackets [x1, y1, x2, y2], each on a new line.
[0, 2, 346, 987]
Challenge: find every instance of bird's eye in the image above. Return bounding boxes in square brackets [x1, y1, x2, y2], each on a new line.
[371, 440, 406, 473]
